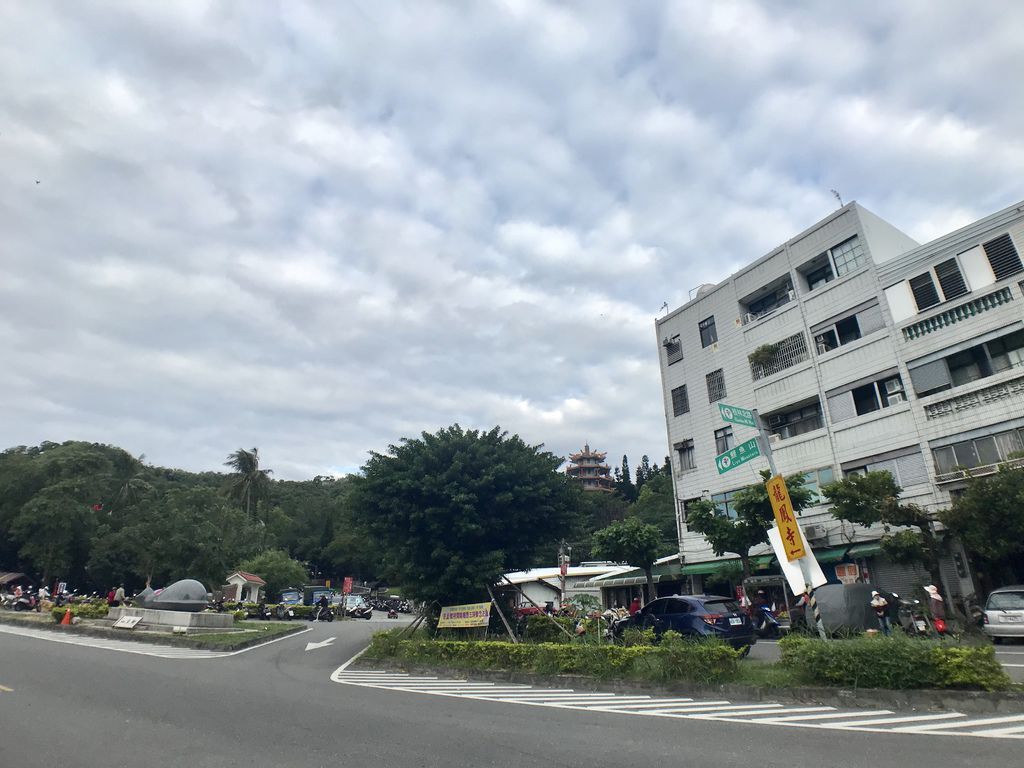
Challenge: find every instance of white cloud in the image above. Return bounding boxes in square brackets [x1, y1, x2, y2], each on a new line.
[1, 1, 1023, 478]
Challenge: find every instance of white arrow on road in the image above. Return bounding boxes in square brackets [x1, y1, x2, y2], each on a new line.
[305, 637, 336, 652]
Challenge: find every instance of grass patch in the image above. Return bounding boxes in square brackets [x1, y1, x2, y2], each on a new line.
[734, 661, 805, 689]
[169, 622, 302, 649]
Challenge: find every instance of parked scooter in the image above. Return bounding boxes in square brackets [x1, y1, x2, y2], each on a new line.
[345, 604, 373, 620]
[897, 596, 933, 636]
[275, 604, 296, 621]
[13, 592, 39, 612]
[752, 605, 782, 639]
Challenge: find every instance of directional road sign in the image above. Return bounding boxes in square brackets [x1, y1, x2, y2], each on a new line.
[714, 437, 761, 474]
[718, 403, 757, 428]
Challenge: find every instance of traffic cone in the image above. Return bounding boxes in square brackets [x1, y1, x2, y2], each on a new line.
[61, 608, 72, 626]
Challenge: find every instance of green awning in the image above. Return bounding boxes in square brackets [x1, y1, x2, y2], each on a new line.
[847, 542, 882, 558]
[679, 555, 774, 576]
[583, 561, 683, 589]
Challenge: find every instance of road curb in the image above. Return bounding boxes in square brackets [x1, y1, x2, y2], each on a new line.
[0, 612, 305, 651]
[357, 658, 1024, 715]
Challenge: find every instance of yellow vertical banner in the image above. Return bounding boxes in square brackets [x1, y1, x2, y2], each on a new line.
[765, 474, 807, 561]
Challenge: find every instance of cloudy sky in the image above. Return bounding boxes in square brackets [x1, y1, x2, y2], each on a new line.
[2, 2, 1023, 479]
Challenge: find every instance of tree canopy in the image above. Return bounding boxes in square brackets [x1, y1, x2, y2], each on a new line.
[822, 470, 945, 593]
[592, 517, 663, 601]
[234, 549, 308, 601]
[352, 425, 580, 611]
[686, 469, 812, 577]
[940, 466, 1024, 588]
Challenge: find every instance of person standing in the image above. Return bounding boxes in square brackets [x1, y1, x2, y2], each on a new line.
[870, 591, 891, 635]
[628, 595, 642, 616]
[113, 584, 126, 607]
[925, 585, 946, 633]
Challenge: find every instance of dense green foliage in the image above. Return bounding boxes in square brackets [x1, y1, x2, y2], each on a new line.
[233, 550, 308, 600]
[687, 469, 812, 577]
[941, 466, 1024, 588]
[592, 517, 664, 601]
[352, 425, 580, 610]
[0, 441, 372, 593]
[822, 471, 945, 589]
[779, 634, 1010, 691]
[363, 632, 741, 684]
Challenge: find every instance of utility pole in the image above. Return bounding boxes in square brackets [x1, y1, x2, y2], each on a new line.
[558, 540, 567, 608]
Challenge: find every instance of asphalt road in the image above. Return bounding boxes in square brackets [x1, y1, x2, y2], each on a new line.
[0, 619, 1021, 768]
[748, 636, 1024, 682]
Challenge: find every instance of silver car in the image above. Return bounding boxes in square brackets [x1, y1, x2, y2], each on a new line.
[982, 585, 1024, 643]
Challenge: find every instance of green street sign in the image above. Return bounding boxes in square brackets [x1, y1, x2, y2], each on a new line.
[719, 403, 757, 428]
[715, 437, 761, 474]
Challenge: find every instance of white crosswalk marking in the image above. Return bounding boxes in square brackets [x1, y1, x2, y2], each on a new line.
[331, 667, 1024, 741]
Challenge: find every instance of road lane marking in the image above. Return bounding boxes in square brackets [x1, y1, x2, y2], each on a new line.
[330, 665, 1024, 740]
[305, 637, 336, 651]
[757, 709, 894, 722]
[0, 684, 13, 692]
[895, 714, 1024, 732]
[832, 713, 966, 728]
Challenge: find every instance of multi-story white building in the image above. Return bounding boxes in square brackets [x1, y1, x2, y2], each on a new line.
[655, 200, 1024, 600]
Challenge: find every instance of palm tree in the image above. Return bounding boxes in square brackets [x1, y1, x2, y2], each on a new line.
[224, 447, 273, 520]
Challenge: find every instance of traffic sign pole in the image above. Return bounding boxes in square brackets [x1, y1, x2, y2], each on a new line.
[751, 408, 778, 477]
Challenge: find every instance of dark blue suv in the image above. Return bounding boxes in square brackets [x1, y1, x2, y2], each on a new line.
[629, 595, 755, 652]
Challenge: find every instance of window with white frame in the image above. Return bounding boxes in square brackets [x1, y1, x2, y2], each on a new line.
[714, 426, 734, 455]
[801, 466, 836, 505]
[765, 400, 824, 439]
[850, 374, 906, 416]
[674, 439, 696, 471]
[797, 235, 867, 292]
[932, 427, 1024, 475]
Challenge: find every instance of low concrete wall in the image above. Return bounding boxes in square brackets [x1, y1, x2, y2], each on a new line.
[108, 607, 234, 629]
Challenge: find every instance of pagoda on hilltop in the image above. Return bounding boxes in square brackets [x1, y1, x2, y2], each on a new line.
[566, 443, 615, 492]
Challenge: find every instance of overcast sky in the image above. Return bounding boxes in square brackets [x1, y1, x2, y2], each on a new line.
[2, 2, 1023, 480]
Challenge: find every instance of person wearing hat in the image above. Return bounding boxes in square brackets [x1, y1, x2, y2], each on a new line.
[925, 585, 946, 632]
[870, 590, 891, 635]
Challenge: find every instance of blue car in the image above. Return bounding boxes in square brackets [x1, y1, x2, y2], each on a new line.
[629, 595, 756, 652]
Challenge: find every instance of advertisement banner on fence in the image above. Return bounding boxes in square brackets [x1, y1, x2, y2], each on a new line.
[437, 602, 491, 628]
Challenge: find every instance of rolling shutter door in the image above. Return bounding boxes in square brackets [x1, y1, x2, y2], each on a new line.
[909, 359, 951, 395]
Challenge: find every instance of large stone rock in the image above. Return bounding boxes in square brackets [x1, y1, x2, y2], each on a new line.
[137, 579, 210, 612]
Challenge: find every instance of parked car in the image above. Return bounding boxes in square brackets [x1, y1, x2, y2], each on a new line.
[983, 585, 1024, 644]
[624, 595, 755, 652]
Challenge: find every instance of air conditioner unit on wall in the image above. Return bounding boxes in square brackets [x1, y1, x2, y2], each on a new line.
[803, 524, 827, 542]
[768, 433, 783, 445]
[886, 393, 906, 404]
[768, 414, 785, 427]
[884, 378, 903, 394]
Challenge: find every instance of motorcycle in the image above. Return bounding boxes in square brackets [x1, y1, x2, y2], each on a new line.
[309, 604, 335, 622]
[14, 593, 39, 612]
[752, 605, 782, 639]
[345, 604, 373, 620]
[897, 597, 933, 636]
[275, 605, 296, 621]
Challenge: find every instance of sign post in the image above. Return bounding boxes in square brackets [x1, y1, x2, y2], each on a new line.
[765, 475, 806, 561]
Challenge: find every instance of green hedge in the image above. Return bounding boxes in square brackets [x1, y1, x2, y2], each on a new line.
[363, 630, 741, 684]
[779, 634, 1010, 691]
[52, 603, 110, 622]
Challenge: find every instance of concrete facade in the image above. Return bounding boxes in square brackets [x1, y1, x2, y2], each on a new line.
[656, 200, 1024, 600]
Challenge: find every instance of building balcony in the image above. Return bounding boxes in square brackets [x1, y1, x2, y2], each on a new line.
[749, 332, 810, 381]
[901, 287, 1014, 341]
[935, 456, 1024, 484]
[923, 372, 1024, 420]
